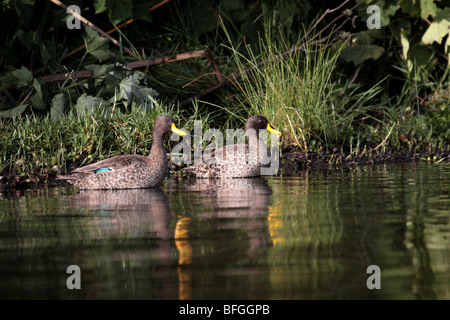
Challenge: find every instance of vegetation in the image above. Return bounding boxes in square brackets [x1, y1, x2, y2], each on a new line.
[0, 0, 449, 184]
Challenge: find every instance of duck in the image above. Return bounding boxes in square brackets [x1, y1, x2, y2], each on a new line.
[57, 115, 186, 189]
[184, 115, 281, 179]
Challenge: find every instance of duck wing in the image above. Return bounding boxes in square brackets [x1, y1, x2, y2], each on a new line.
[206, 144, 250, 163]
[72, 155, 146, 174]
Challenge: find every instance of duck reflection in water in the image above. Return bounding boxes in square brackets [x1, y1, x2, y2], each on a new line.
[65, 188, 172, 242]
[183, 177, 274, 254]
[64, 187, 194, 299]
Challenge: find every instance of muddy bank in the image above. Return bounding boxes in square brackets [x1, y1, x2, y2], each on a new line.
[280, 147, 450, 175]
[1, 148, 449, 189]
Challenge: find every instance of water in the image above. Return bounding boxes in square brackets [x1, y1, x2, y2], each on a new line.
[0, 162, 449, 300]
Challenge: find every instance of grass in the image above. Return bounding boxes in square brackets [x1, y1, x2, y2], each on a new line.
[215, 19, 449, 154]
[217, 23, 383, 150]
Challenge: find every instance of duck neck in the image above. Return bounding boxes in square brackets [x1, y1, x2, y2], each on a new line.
[247, 129, 259, 146]
[247, 129, 267, 152]
[150, 133, 165, 157]
[247, 129, 269, 161]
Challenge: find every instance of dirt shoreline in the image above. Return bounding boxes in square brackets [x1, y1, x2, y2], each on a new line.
[280, 147, 450, 175]
[1, 148, 449, 189]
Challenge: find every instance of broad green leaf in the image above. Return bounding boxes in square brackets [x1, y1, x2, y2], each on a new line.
[94, 0, 133, 25]
[420, 0, 439, 19]
[32, 78, 43, 98]
[119, 72, 159, 110]
[132, 0, 152, 22]
[119, 73, 142, 102]
[75, 93, 103, 116]
[340, 31, 385, 65]
[409, 43, 437, 68]
[93, 0, 107, 14]
[83, 25, 114, 62]
[422, 7, 450, 52]
[357, 1, 400, 28]
[109, 0, 133, 25]
[381, 3, 400, 27]
[352, 30, 384, 46]
[11, 66, 33, 88]
[14, 30, 37, 51]
[84, 64, 110, 76]
[84, 64, 110, 87]
[400, 0, 420, 16]
[30, 93, 46, 110]
[39, 42, 51, 66]
[50, 93, 65, 120]
[0, 73, 16, 91]
[340, 45, 385, 65]
[0, 104, 28, 118]
[136, 87, 159, 110]
[30, 78, 47, 110]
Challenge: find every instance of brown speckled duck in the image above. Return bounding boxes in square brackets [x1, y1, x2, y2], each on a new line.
[57, 115, 186, 189]
[184, 115, 281, 179]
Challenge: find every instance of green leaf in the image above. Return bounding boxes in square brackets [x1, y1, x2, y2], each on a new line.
[119, 73, 142, 102]
[422, 7, 450, 52]
[39, 42, 52, 66]
[14, 30, 37, 51]
[83, 25, 114, 62]
[30, 78, 47, 110]
[119, 72, 159, 110]
[0, 104, 28, 118]
[340, 31, 385, 65]
[420, 0, 440, 19]
[357, 1, 400, 28]
[75, 93, 103, 116]
[381, 2, 400, 27]
[11, 66, 33, 88]
[341, 45, 385, 66]
[84, 64, 110, 76]
[409, 43, 436, 68]
[351, 30, 384, 46]
[110, 0, 133, 25]
[0, 73, 16, 91]
[30, 93, 46, 110]
[132, 0, 152, 22]
[93, 0, 107, 14]
[94, 0, 133, 25]
[50, 93, 65, 120]
[32, 78, 43, 98]
[84, 64, 110, 87]
[136, 87, 159, 110]
[400, 0, 420, 17]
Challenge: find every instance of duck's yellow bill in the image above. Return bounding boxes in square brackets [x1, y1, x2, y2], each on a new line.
[171, 123, 187, 136]
[267, 123, 281, 135]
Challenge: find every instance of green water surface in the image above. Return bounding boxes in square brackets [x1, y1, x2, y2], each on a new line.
[0, 162, 449, 299]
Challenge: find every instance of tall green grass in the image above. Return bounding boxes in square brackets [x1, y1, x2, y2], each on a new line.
[216, 19, 450, 153]
[220, 21, 387, 152]
[380, 63, 450, 151]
